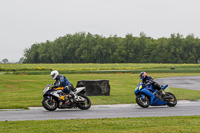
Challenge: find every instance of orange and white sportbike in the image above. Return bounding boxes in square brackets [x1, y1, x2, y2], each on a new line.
[42, 84, 91, 111]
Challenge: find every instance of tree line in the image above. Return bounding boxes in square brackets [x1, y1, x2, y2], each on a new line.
[24, 32, 200, 63]
[0, 58, 24, 64]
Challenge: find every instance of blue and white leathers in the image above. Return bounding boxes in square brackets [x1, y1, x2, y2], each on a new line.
[53, 75, 73, 93]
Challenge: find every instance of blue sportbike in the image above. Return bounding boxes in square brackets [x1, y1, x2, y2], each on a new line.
[134, 83, 177, 108]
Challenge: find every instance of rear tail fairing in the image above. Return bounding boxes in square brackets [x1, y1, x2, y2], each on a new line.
[161, 84, 168, 90]
[74, 87, 86, 95]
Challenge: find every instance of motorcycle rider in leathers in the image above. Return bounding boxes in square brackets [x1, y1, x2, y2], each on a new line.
[139, 72, 165, 96]
[50, 70, 77, 108]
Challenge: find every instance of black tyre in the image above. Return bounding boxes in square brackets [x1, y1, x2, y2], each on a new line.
[42, 98, 58, 111]
[136, 94, 150, 108]
[166, 92, 177, 107]
[78, 95, 91, 110]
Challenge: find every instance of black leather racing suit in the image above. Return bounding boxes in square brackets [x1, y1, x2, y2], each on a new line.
[142, 76, 161, 90]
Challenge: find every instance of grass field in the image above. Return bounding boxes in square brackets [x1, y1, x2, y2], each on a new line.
[1, 63, 200, 72]
[1, 116, 200, 133]
[0, 73, 200, 109]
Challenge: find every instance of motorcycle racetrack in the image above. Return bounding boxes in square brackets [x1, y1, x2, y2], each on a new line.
[1, 101, 200, 121]
[1, 76, 200, 121]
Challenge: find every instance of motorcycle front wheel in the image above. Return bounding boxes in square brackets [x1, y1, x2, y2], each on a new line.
[42, 98, 58, 111]
[77, 95, 91, 110]
[136, 94, 150, 108]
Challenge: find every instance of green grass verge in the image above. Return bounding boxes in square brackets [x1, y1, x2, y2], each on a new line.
[0, 73, 200, 109]
[2, 63, 200, 75]
[1, 63, 200, 72]
[1, 116, 200, 133]
[9, 68, 200, 75]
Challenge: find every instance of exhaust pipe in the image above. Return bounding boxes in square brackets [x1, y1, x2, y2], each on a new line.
[163, 95, 173, 100]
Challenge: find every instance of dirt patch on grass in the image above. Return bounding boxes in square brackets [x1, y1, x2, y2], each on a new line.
[1, 87, 25, 92]
[8, 80, 37, 83]
[4, 85, 17, 88]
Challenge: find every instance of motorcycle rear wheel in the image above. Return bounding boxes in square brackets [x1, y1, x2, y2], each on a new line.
[77, 95, 91, 110]
[42, 98, 57, 111]
[166, 92, 177, 107]
[136, 94, 150, 108]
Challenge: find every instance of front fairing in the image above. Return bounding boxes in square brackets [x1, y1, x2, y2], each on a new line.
[43, 84, 52, 95]
[135, 83, 144, 94]
[135, 83, 153, 94]
[134, 83, 154, 96]
[43, 84, 62, 97]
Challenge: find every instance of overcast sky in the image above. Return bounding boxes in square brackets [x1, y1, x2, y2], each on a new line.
[0, 0, 200, 62]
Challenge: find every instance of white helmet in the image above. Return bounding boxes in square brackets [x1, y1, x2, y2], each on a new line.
[50, 70, 59, 80]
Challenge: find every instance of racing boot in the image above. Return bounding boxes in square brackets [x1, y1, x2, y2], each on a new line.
[58, 100, 63, 108]
[160, 89, 165, 96]
[64, 95, 70, 105]
[58, 96, 66, 108]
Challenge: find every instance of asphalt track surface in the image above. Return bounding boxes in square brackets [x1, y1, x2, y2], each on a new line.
[155, 76, 200, 91]
[1, 76, 200, 121]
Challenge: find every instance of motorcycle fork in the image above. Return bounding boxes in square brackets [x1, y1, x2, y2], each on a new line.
[141, 94, 145, 100]
[49, 96, 52, 101]
[47, 96, 54, 104]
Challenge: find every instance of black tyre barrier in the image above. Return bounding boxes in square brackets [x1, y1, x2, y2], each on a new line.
[76, 80, 110, 96]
